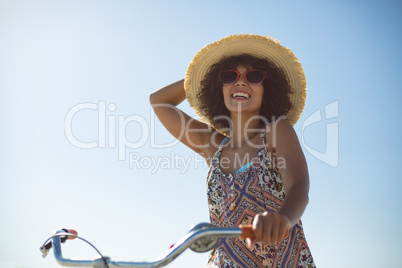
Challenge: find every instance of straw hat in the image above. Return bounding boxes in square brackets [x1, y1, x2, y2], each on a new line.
[184, 33, 306, 132]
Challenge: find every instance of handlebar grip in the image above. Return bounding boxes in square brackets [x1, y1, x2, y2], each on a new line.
[61, 229, 78, 240]
[240, 225, 255, 240]
[67, 229, 78, 240]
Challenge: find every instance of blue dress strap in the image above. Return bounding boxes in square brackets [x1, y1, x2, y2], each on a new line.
[219, 136, 229, 148]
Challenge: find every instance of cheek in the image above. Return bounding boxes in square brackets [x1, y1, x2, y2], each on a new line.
[221, 86, 233, 108]
[253, 86, 264, 99]
[222, 84, 230, 93]
[222, 86, 231, 99]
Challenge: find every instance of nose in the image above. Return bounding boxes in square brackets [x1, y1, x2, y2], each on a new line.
[235, 72, 247, 86]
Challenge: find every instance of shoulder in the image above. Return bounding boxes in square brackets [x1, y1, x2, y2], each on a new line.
[265, 116, 296, 150]
[265, 116, 307, 174]
[199, 131, 227, 165]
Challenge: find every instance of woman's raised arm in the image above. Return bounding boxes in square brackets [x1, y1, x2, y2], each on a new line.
[149, 79, 215, 155]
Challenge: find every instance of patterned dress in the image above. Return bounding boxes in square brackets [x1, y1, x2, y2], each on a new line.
[207, 134, 316, 268]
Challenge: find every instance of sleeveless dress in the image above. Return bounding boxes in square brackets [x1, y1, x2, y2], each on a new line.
[206, 130, 316, 268]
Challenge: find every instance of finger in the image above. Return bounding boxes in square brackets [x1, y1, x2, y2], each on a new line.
[262, 215, 271, 244]
[271, 217, 280, 243]
[246, 238, 255, 250]
[281, 226, 289, 240]
[253, 214, 263, 241]
[278, 217, 290, 241]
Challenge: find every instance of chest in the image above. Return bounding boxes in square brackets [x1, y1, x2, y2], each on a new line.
[219, 146, 260, 175]
[207, 146, 286, 223]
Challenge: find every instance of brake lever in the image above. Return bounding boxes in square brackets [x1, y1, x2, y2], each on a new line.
[40, 229, 78, 258]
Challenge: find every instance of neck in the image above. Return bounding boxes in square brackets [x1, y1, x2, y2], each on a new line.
[229, 111, 265, 148]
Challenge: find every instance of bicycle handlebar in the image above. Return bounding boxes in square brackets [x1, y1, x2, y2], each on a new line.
[40, 223, 255, 268]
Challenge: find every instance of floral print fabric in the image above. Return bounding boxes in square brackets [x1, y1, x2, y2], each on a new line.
[206, 136, 316, 268]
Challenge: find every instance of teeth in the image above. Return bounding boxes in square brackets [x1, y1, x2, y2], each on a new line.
[232, 92, 250, 99]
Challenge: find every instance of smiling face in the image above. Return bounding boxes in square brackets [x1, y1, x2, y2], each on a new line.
[222, 65, 264, 116]
[197, 54, 293, 134]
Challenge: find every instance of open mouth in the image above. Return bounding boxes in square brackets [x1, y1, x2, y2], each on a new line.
[231, 91, 250, 99]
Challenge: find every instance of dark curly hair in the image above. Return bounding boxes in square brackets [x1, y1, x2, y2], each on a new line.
[197, 54, 293, 132]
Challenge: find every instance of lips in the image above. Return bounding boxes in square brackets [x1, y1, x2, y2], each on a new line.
[231, 91, 250, 99]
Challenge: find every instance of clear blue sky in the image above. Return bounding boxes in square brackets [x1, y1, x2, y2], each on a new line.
[1, 1, 401, 267]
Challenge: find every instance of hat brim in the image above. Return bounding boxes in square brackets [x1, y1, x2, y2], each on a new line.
[184, 34, 306, 132]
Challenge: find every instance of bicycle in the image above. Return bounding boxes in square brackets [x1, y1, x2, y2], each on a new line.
[40, 223, 255, 268]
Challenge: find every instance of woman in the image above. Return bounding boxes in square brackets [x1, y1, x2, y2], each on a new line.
[150, 34, 315, 267]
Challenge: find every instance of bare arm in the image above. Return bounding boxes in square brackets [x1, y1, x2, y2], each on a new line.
[149, 79, 217, 155]
[274, 118, 309, 225]
[250, 118, 309, 246]
[149, 79, 186, 107]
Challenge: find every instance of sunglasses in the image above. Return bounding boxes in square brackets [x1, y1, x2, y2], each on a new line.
[218, 69, 267, 85]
